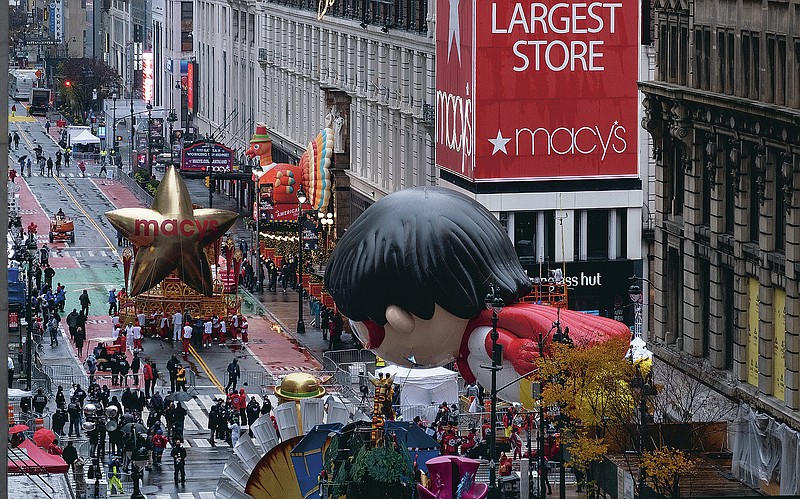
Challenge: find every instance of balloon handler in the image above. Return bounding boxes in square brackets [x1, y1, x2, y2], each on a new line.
[325, 187, 632, 405]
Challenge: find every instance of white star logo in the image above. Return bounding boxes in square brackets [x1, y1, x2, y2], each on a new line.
[488, 130, 511, 155]
[447, 0, 461, 65]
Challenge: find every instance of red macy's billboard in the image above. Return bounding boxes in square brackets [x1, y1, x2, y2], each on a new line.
[436, 0, 639, 181]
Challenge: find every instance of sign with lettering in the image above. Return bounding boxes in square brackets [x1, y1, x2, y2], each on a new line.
[181, 141, 234, 172]
[436, 0, 639, 181]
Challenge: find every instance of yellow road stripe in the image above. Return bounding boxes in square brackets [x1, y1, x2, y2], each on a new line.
[16, 122, 119, 259]
[189, 345, 225, 393]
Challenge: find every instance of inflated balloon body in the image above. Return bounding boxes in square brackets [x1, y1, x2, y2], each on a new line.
[106, 166, 238, 296]
[324, 187, 631, 405]
[246, 123, 333, 215]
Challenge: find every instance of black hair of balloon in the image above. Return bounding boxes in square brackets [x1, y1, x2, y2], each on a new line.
[324, 186, 532, 325]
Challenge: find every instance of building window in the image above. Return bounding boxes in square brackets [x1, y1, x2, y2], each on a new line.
[722, 266, 734, 370]
[741, 31, 761, 101]
[793, 38, 800, 108]
[249, 14, 255, 46]
[694, 26, 711, 91]
[700, 258, 710, 358]
[774, 151, 786, 252]
[613, 208, 628, 259]
[514, 211, 536, 266]
[667, 246, 683, 345]
[767, 34, 787, 105]
[702, 147, 712, 226]
[749, 151, 759, 243]
[587, 210, 609, 260]
[717, 29, 735, 94]
[725, 148, 736, 235]
[672, 143, 685, 216]
[656, 9, 689, 85]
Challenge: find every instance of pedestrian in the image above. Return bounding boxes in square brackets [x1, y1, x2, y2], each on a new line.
[11, 105, 16, 118]
[48, 315, 59, 346]
[45, 120, 51, 134]
[175, 365, 187, 392]
[102, 287, 117, 316]
[240, 315, 249, 344]
[13, 131, 19, 149]
[79, 289, 91, 316]
[170, 439, 186, 486]
[40, 244, 50, 266]
[26, 158, 31, 177]
[38, 156, 45, 175]
[237, 388, 248, 424]
[67, 397, 82, 437]
[118, 353, 130, 387]
[55, 158, 61, 177]
[44, 265, 55, 289]
[62, 440, 78, 471]
[74, 326, 86, 357]
[225, 358, 240, 392]
[86, 353, 97, 384]
[46, 157, 53, 176]
[66, 308, 78, 339]
[131, 352, 141, 386]
[78, 160, 86, 177]
[228, 417, 241, 447]
[208, 399, 222, 446]
[167, 355, 178, 392]
[132, 321, 143, 353]
[99, 162, 107, 178]
[32, 388, 48, 414]
[152, 429, 167, 464]
[181, 321, 192, 355]
[172, 310, 183, 342]
[246, 396, 261, 430]
[143, 360, 153, 398]
[7, 356, 14, 388]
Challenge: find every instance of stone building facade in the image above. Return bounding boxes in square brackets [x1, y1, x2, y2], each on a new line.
[640, 0, 800, 491]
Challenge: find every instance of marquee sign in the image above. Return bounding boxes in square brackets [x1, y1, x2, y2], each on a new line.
[181, 141, 234, 172]
[436, 0, 639, 181]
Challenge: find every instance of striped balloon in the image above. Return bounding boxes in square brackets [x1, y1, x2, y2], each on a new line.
[300, 127, 334, 212]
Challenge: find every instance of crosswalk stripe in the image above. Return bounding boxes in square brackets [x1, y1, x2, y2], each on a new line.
[154, 494, 172, 499]
[198, 492, 217, 499]
[192, 438, 211, 448]
[75, 251, 82, 257]
[178, 493, 195, 499]
[88, 251, 95, 257]
[197, 395, 215, 412]
[101, 250, 108, 257]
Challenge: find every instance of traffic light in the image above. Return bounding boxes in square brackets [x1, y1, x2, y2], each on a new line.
[64, 80, 71, 87]
[116, 135, 123, 142]
[204, 176, 210, 188]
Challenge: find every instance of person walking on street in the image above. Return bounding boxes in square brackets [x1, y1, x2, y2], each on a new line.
[208, 399, 223, 446]
[172, 310, 183, 342]
[181, 321, 192, 355]
[7, 356, 14, 388]
[26, 158, 31, 177]
[108, 288, 117, 314]
[74, 326, 85, 357]
[78, 160, 86, 177]
[55, 156, 61, 176]
[13, 131, 20, 149]
[67, 398, 81, 437]
[143, 361, 154, 398]
[46, 157, 53, 176]
[167, 355, 178, 392]
[45, 120, 51, 134]
[79, 289, 91, 316]
[225, 358, 240, 393]
[131, 353, 141, 386]
[175, 365, 187, 392]
[171, 439, 187, 486]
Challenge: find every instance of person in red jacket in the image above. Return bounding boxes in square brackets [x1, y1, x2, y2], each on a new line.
[237, 388, 248, 425]
[460, 428, 476, 456]
[143, 361, 154, 398]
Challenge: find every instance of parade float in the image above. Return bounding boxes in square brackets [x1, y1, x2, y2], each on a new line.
[105, 167, 242, 328]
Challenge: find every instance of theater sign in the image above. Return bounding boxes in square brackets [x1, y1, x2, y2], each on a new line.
[436, 0, 639, 181]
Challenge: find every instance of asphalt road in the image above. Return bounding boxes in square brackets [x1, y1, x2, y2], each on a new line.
[10, 98, 268, 498]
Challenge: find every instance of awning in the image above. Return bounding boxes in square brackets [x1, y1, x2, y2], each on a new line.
[71, 130, 101, 145]
[8, 439, 68, 474]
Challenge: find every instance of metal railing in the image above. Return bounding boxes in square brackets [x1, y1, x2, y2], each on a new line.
[116, 171, 153, 205]
[221, 369, 277, 392]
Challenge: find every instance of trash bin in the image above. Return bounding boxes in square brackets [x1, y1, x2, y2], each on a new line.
[349, 363, 366, 384]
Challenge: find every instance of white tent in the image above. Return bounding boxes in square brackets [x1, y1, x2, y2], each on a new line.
[71, 129, 101, 145]
[376, 364, 459, 422]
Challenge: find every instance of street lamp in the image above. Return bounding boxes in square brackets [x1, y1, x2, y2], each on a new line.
[296, 187, 307, 335]
[14, 233, 38, 391]
[629, 283, 643, 339]
[631, 364, 656, 498]
[111, 91, 118, 165]
[483, 283, 504, 499]
[130, 431, 148, 499]
[145, 101, 153, 176]
[167, 109, 178, 167]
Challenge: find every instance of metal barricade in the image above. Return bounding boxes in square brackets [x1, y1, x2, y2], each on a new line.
[116, 171, 153, 205]
[321, 349, 376, 372]
[222, 369, 275, 392]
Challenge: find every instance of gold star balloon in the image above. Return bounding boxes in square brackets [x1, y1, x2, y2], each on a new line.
[106, 166, 238, 296]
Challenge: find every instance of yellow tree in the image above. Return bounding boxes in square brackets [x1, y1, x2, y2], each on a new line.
[538, 337, 635, 427]
[641, 447, 696, 499]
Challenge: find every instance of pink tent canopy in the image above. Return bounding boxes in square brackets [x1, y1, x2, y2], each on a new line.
[7, 439, 68, 474]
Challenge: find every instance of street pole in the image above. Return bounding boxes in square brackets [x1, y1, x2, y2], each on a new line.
[146, 101, 152, 176]
[296, 187, 307, 334]
[129, 84, 135, 172]
[111, 92, 117, 167]
[25, 250, 34, 391]
[538, 332, 547, 499]
[527, 412, 534, 499]
[483, 284, 504, 499]
[207, 135, 213, 208]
